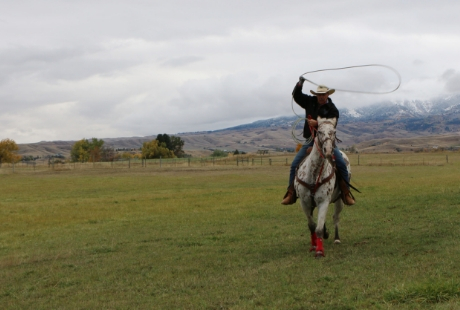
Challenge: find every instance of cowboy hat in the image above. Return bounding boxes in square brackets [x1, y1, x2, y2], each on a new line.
[310, 85, 335, 96]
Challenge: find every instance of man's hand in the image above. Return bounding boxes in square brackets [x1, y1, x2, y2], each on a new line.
[307, 119, 318, 127]
[299, 76, 306, 84]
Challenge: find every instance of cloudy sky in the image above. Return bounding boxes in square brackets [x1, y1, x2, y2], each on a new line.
[1, 0, 460, 143]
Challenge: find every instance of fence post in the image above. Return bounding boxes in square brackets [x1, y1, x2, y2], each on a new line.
[129, 158, 131, 169]
[446, 155, 448, 163]
[160, 156, 162, 168]
[237, 157, 239, 166]
[358, 155, 360, 166]
[188, 157, 191, 167]
[269, 158, 272, 165]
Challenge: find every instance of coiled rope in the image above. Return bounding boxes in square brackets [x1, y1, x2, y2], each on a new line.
[291, 64, 401, 144]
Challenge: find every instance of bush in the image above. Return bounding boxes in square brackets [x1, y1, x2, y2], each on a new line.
[211, 150, 228, 157]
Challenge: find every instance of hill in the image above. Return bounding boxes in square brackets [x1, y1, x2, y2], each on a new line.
[16, 94, 460, 158]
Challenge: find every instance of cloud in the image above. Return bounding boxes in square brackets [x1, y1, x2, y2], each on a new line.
[441, 69, 460, 92]
[1, 0, 460, 143]
[160, 56, 204, 68]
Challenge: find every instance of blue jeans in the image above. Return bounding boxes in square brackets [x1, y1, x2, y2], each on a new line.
[288, 142, 349, 187]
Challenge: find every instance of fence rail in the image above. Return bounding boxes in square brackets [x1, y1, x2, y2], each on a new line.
[1, 152, 460, 174]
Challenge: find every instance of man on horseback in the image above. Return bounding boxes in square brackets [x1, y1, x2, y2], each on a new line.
[281, 77, 355, 206]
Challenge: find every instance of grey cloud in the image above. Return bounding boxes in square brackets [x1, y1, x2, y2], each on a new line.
[0, 45, 142, 84]
[2, 1, 460, 46]
[164, 72, 290, 132]
[2, 0, 460, 143]
[160, 56, 204, 68]
[441, 69, 460, 92]
[441, 69, 455, 80]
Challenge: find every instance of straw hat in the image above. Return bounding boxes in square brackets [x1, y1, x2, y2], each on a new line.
[310, 85, 335, 96]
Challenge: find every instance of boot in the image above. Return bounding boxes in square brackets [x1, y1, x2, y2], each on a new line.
[281, 184, 297, 205]
[339, 179, 355, 206]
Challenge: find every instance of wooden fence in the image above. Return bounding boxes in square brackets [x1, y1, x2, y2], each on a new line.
[1, 152, 460, 174]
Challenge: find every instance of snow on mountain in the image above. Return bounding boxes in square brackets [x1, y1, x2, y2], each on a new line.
[209, 93, 460, 133]
[340, 93, 460, 122]
[343, 109, 362, 118]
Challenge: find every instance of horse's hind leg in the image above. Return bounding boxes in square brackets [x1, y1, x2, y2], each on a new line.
[323, 223, 329, 239]
[333, 199, 344, 244]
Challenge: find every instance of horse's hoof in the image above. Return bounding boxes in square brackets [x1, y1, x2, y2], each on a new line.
[309, 246, 316, 252]
[334, 239, 341, 244]
[315, 251, 325, 258]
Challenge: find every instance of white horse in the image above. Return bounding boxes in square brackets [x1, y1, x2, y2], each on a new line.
[294, 116, 351, 258]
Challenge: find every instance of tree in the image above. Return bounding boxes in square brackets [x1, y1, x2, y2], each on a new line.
[70, 138, 105, 162]
[100, 145, 116, 162]
[142, 140, 175, 159]
[170, 135, 185, 157]
[156, 134, 172, 149]
[71, 139, 90, 162]
[88, 138, 104, 162]
[120, 152, 134, 159]
[0, 138, 21, 166]
[156, 133, 185, 158]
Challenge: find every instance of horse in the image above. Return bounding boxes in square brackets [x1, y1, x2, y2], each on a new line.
[294, 116, 351, 258]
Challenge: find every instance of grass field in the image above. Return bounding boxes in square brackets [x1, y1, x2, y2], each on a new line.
[1, 153, 460, 309]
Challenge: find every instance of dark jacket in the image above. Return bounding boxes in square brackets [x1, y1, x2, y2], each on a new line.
[292, 82, 340, 139]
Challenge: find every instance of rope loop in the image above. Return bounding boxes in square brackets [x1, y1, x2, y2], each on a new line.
[291, 64, 401, 144]
[300, 64, 401, 94]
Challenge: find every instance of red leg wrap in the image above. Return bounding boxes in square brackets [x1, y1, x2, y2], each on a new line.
[315, 238, 325, 257]
[310, 232, 317, 252]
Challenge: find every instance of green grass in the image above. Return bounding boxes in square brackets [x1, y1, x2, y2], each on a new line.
[1, 156, 460, 309]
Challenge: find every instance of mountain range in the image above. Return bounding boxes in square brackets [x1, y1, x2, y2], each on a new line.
[17, 94, 460, 158]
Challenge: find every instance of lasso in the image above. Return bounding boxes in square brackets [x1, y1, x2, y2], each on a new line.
[291, 64, 401, 144]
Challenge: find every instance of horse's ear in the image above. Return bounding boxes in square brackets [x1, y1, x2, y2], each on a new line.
[317, 116, 324, 124]
[331, 117, 337, 127]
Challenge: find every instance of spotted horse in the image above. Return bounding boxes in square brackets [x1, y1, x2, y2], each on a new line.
[294, 116, 352, 258]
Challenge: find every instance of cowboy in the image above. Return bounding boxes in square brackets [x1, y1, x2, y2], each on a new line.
[281, 77, 355, 206]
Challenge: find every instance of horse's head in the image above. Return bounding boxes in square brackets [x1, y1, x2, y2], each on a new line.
[316, 117, 337, 164]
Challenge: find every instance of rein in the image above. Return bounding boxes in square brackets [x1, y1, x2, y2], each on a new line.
[295, 167, 335, 196]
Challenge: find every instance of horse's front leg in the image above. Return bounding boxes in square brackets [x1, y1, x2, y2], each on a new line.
[299, 195, 317, 252]
[314, 199, 330, 258]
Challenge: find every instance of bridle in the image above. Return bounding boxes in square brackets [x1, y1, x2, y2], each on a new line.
[310, 119, 336, 159]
